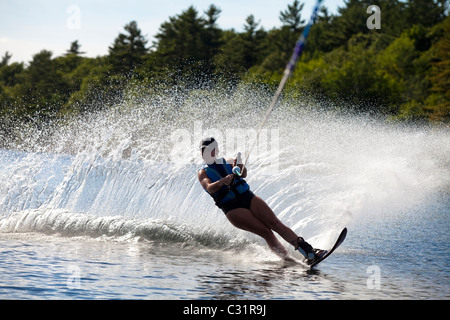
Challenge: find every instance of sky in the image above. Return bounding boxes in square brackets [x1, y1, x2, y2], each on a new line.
[0, 0, 345, 64]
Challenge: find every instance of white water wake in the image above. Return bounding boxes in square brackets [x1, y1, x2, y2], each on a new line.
[1, 84, 449, 252]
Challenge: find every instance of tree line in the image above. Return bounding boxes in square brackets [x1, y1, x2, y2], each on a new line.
[0, 0, 448, 128]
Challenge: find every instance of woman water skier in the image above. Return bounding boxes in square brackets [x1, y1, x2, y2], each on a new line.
[197, 137, 325, 263]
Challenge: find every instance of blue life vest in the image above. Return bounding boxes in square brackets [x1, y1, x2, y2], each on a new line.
[201, 158, 250, 207]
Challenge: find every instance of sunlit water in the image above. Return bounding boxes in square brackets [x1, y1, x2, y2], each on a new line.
[0, 84, 449, 299]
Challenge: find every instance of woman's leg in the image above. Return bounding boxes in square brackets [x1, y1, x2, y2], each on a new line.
[226, 208, 291, 259]
[249, 196, 299, 248]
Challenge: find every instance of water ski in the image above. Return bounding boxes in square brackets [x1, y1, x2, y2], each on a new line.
[307, 227, 347, 268]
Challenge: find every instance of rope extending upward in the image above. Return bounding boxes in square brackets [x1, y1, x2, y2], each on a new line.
[241, 0, 324, 169]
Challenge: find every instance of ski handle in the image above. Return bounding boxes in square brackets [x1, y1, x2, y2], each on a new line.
[232, 152, 243, 177]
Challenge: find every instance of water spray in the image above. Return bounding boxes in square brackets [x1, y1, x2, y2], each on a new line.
[241, 0, 324, 169]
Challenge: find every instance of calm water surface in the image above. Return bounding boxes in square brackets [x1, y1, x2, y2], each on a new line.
[1, 202, 448, 300]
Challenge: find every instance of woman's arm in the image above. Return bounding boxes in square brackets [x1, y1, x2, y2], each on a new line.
[198, 170, 234, 194]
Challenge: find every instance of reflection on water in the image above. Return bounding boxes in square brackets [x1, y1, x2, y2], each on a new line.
[195, 262, 353, 300]
[0, 229, 448, 299]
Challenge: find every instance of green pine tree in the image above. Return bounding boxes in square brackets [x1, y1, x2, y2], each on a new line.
[109, 21, 149, 74]
[279, 0, 305, 32]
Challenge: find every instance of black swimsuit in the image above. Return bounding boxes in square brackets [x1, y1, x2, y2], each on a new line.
[220, 189, 255, 215]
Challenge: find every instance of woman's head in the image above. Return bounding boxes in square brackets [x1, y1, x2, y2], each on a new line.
[200, 137, 219, 164]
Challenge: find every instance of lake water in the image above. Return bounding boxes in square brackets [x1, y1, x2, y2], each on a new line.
[0, 201, 448, 300]
[0, 86, 449, 300]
